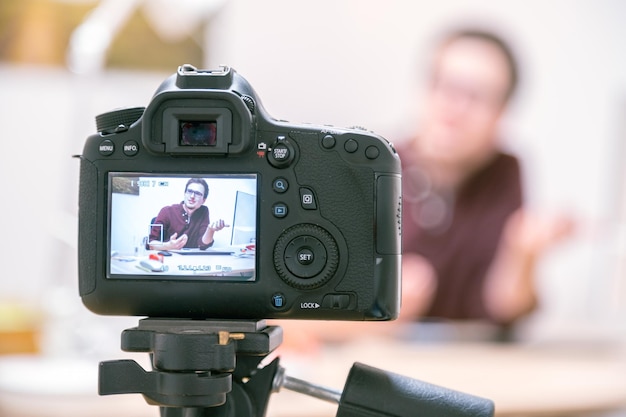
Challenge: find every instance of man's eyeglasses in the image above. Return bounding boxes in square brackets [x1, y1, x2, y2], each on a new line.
[185, 189, 204, 198]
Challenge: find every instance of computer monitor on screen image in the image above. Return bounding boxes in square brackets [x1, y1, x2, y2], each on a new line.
[230, 190, 256, 246]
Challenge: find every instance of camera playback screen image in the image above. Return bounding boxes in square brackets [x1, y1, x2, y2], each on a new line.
[108, 173, 257, 281]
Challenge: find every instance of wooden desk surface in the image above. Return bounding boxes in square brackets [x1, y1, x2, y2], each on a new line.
[1, 339, 625, 417]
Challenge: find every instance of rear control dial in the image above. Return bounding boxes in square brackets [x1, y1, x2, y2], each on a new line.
[273, 224, 339, 289]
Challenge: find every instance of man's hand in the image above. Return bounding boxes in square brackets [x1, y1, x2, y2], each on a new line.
[483, 209, 575, 324]
[166, 232, 188, 250]
[201, 220, 230, 247]
[504, 209, 575, 256]
[208, 219, 230, 232]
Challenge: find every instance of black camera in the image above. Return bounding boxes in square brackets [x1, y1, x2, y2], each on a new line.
[77, 64, 402, 320]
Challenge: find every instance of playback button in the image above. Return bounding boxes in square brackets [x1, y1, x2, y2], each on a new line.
[272, 203, 288, 218]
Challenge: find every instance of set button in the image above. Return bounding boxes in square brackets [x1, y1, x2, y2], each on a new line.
[284, 235, 327, 278]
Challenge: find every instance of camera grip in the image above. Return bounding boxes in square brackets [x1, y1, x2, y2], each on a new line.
[78, 159, 98, 295]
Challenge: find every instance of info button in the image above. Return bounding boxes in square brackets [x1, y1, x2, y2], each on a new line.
[123, 140, 139, 156]
[297, 248, 315, 265]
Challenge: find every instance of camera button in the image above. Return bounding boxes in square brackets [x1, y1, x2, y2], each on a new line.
[321, 134, 336, 149]
[284, 236, 326, 278]
[267, 136, 296, 168]
[344, 139, 358, 153]
[98, 139, 115, 156]
[272, 203, 288, 218]
[272, 144, 290, 161]
[271, 293, 286, 309]
[274, 224, 339, 289]
[273, 178, 289, 193]
[365, 145, 380, 159]
[299, 188, 317, 210]
[123, 140, 139, 156]
[297, 248, 315, 265]
[322, 293, 352, 309]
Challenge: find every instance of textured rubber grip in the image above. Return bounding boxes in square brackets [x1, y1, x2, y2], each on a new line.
[337, 362, 495, 417]
[78, 159, 98, 295]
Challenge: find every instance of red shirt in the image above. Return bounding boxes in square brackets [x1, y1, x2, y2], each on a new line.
[400, 146, 523, 321]
[150, 203, 213, 250]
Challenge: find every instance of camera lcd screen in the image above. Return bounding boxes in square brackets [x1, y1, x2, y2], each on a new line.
[180, 121, 217, 146]
[108, 173, 257, 281]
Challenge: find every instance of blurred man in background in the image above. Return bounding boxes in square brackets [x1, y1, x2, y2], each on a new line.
[276, 28, 574, 352]
[398, 28, 573, 329]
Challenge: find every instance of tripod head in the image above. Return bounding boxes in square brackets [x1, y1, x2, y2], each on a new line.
[99, 318, 494, 417]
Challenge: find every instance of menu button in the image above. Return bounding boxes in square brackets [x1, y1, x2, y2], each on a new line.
[99, 140, 115, 156]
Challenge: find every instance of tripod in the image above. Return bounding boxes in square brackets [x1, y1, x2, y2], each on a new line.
[99, 318, 494, 417]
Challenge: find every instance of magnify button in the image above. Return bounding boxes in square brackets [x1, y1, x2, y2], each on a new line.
[273, 178, 289, 193]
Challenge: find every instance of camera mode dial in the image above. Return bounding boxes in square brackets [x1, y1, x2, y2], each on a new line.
[274, 224, 339, 290]
[96, 107, 145, 134]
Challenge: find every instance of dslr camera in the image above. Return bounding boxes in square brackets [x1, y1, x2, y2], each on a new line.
[78, 64, 402, 320]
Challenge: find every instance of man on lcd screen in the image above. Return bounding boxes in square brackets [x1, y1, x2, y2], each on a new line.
[149, 178, 228, 250]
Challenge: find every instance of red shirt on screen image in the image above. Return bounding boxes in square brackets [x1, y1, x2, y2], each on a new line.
[150, 203, 214, 250]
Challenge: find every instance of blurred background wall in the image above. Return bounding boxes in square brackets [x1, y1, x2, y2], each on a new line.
[0, 0, 625, 354]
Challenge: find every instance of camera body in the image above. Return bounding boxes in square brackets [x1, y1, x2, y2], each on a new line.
[78, 65, 401, 320]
